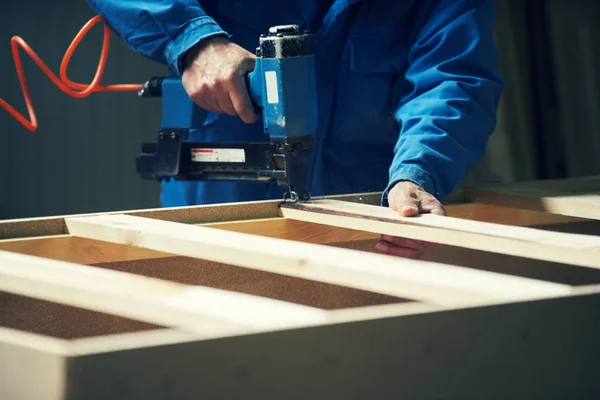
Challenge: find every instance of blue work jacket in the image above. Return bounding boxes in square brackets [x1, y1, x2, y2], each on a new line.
[87, 0, 504, 207]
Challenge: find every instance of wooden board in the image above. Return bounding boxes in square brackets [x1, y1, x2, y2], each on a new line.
[465, 175, 600, 220]
[1, 178, 600, 399]
[63, 214, 571, 308]
[280, 199, 600, 269]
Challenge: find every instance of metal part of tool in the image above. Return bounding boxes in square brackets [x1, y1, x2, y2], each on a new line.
[136, 24, 317, 202]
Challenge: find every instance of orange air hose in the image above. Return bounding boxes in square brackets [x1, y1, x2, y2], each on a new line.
[0, 15, 142, 132]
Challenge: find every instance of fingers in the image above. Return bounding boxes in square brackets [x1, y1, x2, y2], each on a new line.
[381, 234, 425, 251]
[375, 240, 423, 259]
[230, 72, 257, 123]
[215, 80, 238, 117]
[389, 181, 447, 217]
[187, 75, 250, 119]
[186, 81, 219, 113]
[390, 187, 420, 217]
[181, 38, 257, 123]
[382, 181, 445, 259]
[419, 193, 447, 216]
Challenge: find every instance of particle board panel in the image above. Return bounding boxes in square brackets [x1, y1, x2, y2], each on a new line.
[0, 250, 330, 336]
[0, 200, 281, 240]
[90, 256, 410, 310]
[0, 191, 383, 240]
[332, 240, 600, 286]
[0, 291, 164, 340]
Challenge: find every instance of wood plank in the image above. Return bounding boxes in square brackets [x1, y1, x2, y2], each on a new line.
[68, 329, 201, 356]
[446, 203, 586, 226]
[0, 327, 68, 400]
[65, 214, 571, 307]
[55, 291, 600, 399]
[0, 250, 326, 336]
[0, 205, 585, 269]
[465, 175, 600, 220]
[467, 188, 600, 220]
[68, 303, 442, 356]
[490, 175, 600, 192]
[280, 199, 600, 269]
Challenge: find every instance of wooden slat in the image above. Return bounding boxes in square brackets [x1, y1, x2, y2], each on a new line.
[0, 250, 326, 336]
[0, 327, 68, 400]
[280, 199, 600, 269]
[488, 175, 600, 192]
[0, 204, 583, 267]
[68, 303, 443, 356]
[467, 188, 600, 220]
[55, 290, 600, 400]
[65, 214, 571, 307]
[465, 175, 600, 220]
[446, 203, 586, 226]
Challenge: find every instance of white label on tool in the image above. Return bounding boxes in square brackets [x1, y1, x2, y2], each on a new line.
[191, 148, 245, 163]
[265, 71, 279, 104]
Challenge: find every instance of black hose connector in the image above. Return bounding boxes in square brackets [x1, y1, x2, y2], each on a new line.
[137, 76, 164, 97]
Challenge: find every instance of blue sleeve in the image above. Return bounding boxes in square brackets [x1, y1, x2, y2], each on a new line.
[86, 0, 229, 74]
[382, 0, 504, 205]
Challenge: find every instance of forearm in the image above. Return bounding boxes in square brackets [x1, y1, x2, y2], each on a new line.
[86, 0, 228, 73]
[389, 79, 500, 199]
[384, 0, 504, 204]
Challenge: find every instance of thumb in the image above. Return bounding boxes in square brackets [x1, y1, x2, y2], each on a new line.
[390, 188, 420, 217]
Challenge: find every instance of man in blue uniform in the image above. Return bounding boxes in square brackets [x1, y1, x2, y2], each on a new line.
[86, 1, 504, 258]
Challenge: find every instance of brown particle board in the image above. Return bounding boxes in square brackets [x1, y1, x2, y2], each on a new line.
[0, 291, 164, 340]
[91, 256, 411, 310]
[331, 239, 600, 286]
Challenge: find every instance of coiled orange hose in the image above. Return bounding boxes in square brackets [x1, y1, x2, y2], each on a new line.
[0, 15, 142, 132]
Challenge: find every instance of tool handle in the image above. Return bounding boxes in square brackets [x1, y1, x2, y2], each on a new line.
[245, 63, 264, 111]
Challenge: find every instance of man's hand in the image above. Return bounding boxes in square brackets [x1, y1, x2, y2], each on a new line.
[375, 181, 446, 258]
[182, 36, 257, 123]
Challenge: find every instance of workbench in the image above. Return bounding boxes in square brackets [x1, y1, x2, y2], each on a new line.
[1, 176, 600, 399]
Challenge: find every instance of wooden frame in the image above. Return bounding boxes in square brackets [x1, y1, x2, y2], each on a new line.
[1, 176, 600, 399]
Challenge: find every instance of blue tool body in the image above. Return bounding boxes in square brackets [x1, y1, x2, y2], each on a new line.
[137, 25, 317, 201]
[158, 55, 317, 139]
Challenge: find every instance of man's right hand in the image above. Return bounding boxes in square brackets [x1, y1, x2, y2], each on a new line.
[182, 36, 257, 124]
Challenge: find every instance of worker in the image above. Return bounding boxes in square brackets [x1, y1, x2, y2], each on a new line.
[85, 1, 504, 259]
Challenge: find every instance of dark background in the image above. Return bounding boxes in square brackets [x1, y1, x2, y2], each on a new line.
[1, 0, 598, 219]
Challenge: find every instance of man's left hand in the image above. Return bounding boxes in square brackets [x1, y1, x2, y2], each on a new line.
[375, 181, 446, 259]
